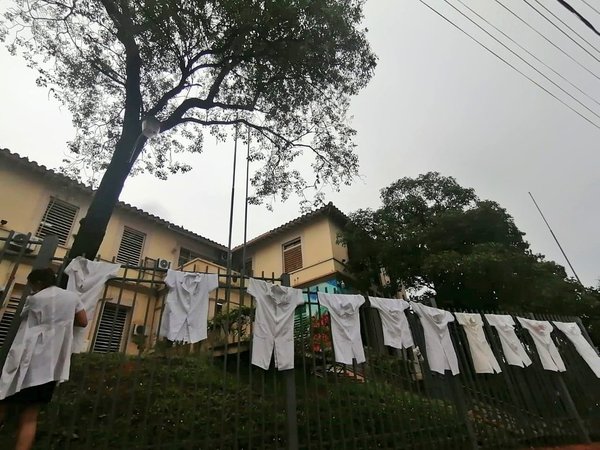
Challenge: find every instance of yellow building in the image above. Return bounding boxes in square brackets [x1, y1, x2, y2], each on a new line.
[232, 202, 351, 291]
[0, 148, 351, 354]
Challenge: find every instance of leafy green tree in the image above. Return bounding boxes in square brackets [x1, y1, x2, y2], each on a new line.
[340, 172, 600, 340]
[1, 0, 376, 261]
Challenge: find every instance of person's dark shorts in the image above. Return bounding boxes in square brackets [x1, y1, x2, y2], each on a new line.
[0, 382, 56, 405]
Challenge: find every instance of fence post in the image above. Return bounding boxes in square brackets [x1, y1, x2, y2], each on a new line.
[0, 235, 59, 371]
[281, 273, 299, 450]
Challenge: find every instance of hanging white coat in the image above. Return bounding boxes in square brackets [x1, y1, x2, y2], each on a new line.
[517, 318, 566, 372]
[0, 286, 84, 400]
[553, 321, 600, 378]
[64, 256, 121, 353]
[159, 270, 219, 344]
[455, 313, 501, 374]
[368, 297, 414, 349]
[410, 302, 460, 375]
[485, 314, 532, 368]
[247, 278, 304, 370]
[318, 293, 366, 365]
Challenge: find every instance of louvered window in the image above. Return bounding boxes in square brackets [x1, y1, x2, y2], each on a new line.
[283, 238, 303, 273]
[116, 227, 146, 265]
[0, 297, 21, 348]
[92, 303, 129, 353]
[36, 198, 79, 246]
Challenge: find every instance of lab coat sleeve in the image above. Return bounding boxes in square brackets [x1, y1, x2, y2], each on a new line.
[164, 269, 177, 288]
[207, 273, 219, 292]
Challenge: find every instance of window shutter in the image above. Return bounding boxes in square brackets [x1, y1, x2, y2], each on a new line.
[0, 297, 20, 348]
[92, 303, 129, 353]
[36, 198, 79, 245]
[116, 227, 146, 264]
[283, 238, 303, 273]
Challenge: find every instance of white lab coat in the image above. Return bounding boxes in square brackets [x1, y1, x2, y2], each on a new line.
[159, 270, 219, 344]
[484, 314, 532, 368]
[318, 293, 366, 365]
[455, 313, 501, 374]
[0, 286, 83, 400]
[553, 321, 600, 378]
[64, 256, 121, 353]
[247, 279, 304, 370]
[410, 302, 460, 375]
[368, 297, 414, 349]
[517, 318, 566, 372]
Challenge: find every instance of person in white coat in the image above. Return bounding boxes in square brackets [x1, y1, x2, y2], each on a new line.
[0, 268, 87, 450]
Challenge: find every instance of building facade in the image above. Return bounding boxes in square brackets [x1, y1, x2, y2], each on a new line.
[0, 148, 352, 354]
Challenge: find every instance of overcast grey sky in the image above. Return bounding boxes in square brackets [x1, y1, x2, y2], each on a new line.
[1, 1, 599, 286]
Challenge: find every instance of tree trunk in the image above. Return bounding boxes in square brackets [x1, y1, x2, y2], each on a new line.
[67, 127, 145, 265]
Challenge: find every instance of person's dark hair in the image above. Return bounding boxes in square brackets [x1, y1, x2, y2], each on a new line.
[27, 268, 57, 288]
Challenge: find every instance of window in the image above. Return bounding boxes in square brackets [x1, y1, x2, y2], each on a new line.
[0, 297, 20, 348]
[92, 302, 129, 353]
[116, 227, 146, 264]
[36, 198, 79, 246]
[178, 247, 202, 267]
[283, 238, 303, 273]
[243, 258, 253, 276]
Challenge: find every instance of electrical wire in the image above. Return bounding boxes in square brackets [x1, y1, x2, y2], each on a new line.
[443, 0, 600, 124]
[580, 0, 600, 17]
[416, 0, 600, 131]
[495, 0, 600, 83]
[556, 0, 600, 36]
[524, 0, 600, 62]
[457, 0, 600, 108]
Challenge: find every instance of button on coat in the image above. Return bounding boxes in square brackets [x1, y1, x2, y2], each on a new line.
[517, 318, 566, 372]
[318, 293, 366, 365]
[159, 270, 219, 344]
[485, 314, 532, 368]
[410, 302, 460, 375]
[553, 321, 600, 377]
[368, 297, 414, 349]
[247, 279, 304, 370]
[0, 286, 84, 400]
[455, 313, 501, 374]
[64, 256, 121, 353]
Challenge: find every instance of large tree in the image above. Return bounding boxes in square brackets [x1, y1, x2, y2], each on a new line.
[1, 0, 376, 260]
[340, 172, 600, 339]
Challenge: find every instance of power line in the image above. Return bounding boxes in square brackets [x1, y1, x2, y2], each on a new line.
[416, 0, 600, 131]
[456, 0, 600, 108]
[580, 0, 600, 17]
[495, 0, 600, 83]
[524, 0, 600, 63]
[439, 0, 600, 126]
[556, 0, 600, 36]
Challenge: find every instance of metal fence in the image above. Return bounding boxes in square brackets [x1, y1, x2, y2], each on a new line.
[0, 234, 599, 449]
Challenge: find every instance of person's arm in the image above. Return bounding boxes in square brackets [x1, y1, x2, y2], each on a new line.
[74, 297, 88, 327]
[74, 309, 88, 328]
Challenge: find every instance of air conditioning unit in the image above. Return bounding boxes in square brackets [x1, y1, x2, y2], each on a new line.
[6, 233, 37, 254]
[155, 258, 171, 270]
[132, 324, 146, 336]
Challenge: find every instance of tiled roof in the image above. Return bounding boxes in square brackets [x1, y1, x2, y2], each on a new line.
[233, 202, 348, 251]
[0, 148, 228, 250]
